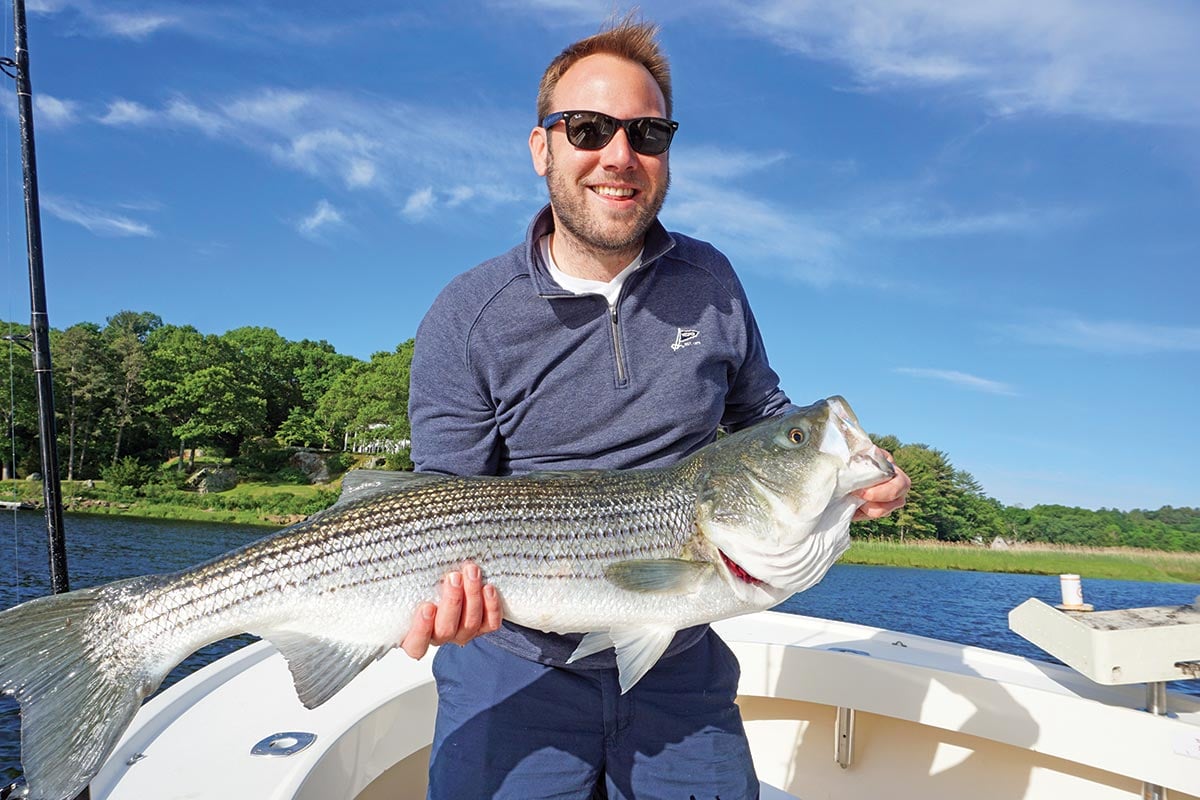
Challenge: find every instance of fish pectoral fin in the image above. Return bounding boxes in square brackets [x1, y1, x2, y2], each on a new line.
[266, 631, 389, 709]
[603, 558, 713, 594]
[564, 626, 678, 693]
[565, 631, 616, 663]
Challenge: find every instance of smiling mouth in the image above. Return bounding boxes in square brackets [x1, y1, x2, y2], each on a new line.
[590, 185, 638, 199]
[719, 550, 763, 586]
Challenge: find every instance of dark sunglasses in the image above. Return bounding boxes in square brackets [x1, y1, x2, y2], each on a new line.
[541, 110, 679, 156]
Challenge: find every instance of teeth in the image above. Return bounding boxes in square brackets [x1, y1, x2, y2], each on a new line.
[592, 186, 635, 198]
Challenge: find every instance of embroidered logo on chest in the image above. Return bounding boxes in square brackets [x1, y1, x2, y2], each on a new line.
[671, 327, 700, 351]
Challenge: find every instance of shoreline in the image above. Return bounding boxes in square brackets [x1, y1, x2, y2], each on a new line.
[842, 539, 1200, 584]
[6, 499, 1198, 585]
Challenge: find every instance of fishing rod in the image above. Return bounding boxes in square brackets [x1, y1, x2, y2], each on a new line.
[1, 3, 83, 796]
[1, 0, 70, 597]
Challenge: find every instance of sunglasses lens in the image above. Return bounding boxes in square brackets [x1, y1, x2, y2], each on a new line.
[627, 118, 675, 155]
[565, 112, 616, 149]
[555, 112, 676, 154]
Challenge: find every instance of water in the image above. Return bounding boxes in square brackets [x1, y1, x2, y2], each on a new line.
[3, 512, 1199, 787]
[778, 564, 1200, 675]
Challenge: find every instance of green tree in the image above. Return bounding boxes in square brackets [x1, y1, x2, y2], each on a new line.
[222, 328, 356, 444]
[103, 310, 161, 465]
[145, 325, 266, 464]
[316, 340, 413, 450]
[276, 406, 329, 448]
[53, 322, 111, 479]
[0, 319, 38, 479]
[222, 326, 304, 435]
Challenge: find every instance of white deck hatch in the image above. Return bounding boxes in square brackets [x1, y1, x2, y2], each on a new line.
[1009, 598, 1200, 685]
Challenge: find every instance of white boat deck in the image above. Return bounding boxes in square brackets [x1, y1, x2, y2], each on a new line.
[89, 610, 1200, 800]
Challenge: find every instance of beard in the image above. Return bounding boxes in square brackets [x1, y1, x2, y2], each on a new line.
[544, 143, 670, 255]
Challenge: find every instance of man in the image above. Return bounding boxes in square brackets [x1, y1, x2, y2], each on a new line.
[406, 17, 910, 800]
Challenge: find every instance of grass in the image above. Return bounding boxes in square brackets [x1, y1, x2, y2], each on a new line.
[844, 539, 1200, 584]
[7, 478, 1200, 583]
[1, 477, 339, 527]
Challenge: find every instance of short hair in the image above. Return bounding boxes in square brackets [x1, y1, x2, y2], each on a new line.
[536, 14, 672, 123]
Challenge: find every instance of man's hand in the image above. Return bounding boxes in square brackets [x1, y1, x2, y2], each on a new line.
[399, 561, 503, 659]
[853, 450, 910, 521]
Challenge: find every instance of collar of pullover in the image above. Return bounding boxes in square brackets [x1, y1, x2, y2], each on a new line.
[525, 204, 676, 298]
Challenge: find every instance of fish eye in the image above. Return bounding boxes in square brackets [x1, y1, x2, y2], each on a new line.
[787, 428, 806, 445]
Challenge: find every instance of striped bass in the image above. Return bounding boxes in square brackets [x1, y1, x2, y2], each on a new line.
[0, 395, 891, 800]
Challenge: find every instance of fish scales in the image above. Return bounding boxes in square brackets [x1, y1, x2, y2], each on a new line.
[0, 396, 894, 800]
[80, 466, 702, 673]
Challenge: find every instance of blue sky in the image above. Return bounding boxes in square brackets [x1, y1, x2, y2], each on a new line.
[3, 1, 1198, 512]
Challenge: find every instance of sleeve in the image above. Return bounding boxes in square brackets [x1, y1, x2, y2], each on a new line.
[408, 286, 502, 477]
[720, 274, 796, 432]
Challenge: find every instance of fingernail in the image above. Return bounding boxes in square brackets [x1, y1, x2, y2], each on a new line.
[484, 585, 497, 599]
[449, 571, 462, 587]
[421, 604, 435, 620]
[465, 564, 481, 581]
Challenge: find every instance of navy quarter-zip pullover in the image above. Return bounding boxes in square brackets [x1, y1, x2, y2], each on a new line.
[410, 205, 792, 667]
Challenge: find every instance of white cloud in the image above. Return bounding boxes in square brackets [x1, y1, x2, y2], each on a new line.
[894, 367, 1017, 396]
[224, 90, 311, 124]
[42, 196, 155, 237]
[164, 98, 229, 136]
[345, 159, 377, 189]
[717, 0, 1200, 126]
[96, 11, 177, 38]
[34, 95, 79, 129]
[98, 99, 155, 126]
[28, 1, 416, 48]
[860, 203, 1083, 238]
[663, 144, 845, 286]
[669, 146, 790, 180]
[402, 187, 436, 220]
[1005, 314, 1200, 354]
[445, 187, 477, 208]
[77, 87, 536, 219]
[297, 199, 345, 238]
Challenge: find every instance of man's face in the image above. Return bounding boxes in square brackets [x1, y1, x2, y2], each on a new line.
[529, 54, 670, 260]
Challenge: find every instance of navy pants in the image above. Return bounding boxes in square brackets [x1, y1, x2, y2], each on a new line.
[426, 629, 759, 800]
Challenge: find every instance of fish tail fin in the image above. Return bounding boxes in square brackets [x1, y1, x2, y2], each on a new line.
[0, 581, 154, 800]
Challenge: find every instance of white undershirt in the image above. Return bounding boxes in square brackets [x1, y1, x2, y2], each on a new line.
[539, 235, 643, 307]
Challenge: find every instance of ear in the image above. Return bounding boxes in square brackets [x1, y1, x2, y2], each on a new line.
[529, 126, 549, 177]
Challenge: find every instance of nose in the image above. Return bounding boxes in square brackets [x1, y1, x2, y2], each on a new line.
[599, 127, 639, 172]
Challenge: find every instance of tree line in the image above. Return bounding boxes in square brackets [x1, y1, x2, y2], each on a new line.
[3, 311, 1196, 551]
[2, 311, 411, 480]
[852, 436, 1200, 551]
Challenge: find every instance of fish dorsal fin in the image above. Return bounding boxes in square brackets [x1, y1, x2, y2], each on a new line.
[522, 469, 609, 480]
[567, 626, 677, 693]
[265, 631, 388, 708]
[603, 558, 713, 594]
[335, 468, 446, 508]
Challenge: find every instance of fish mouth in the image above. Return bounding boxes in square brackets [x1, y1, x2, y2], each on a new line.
[719, 549, 764, 586]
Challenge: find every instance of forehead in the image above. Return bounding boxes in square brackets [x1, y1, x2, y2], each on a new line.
[552, 53, 666, 118]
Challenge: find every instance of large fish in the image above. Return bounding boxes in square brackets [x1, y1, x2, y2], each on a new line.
[1, 396, 891, 800]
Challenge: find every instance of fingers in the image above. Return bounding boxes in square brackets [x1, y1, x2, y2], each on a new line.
[853, 497, 907, 521]
[431, 570, 467, 644]
[400, 562, 505, 659]
[481, 583, 503, 634]
[399, 602, 437, 659]
[855, 465, 911, 504]
[852, 462, 911, 522]
[446, 562, 504, 644]
[453, 564, 484, 645]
